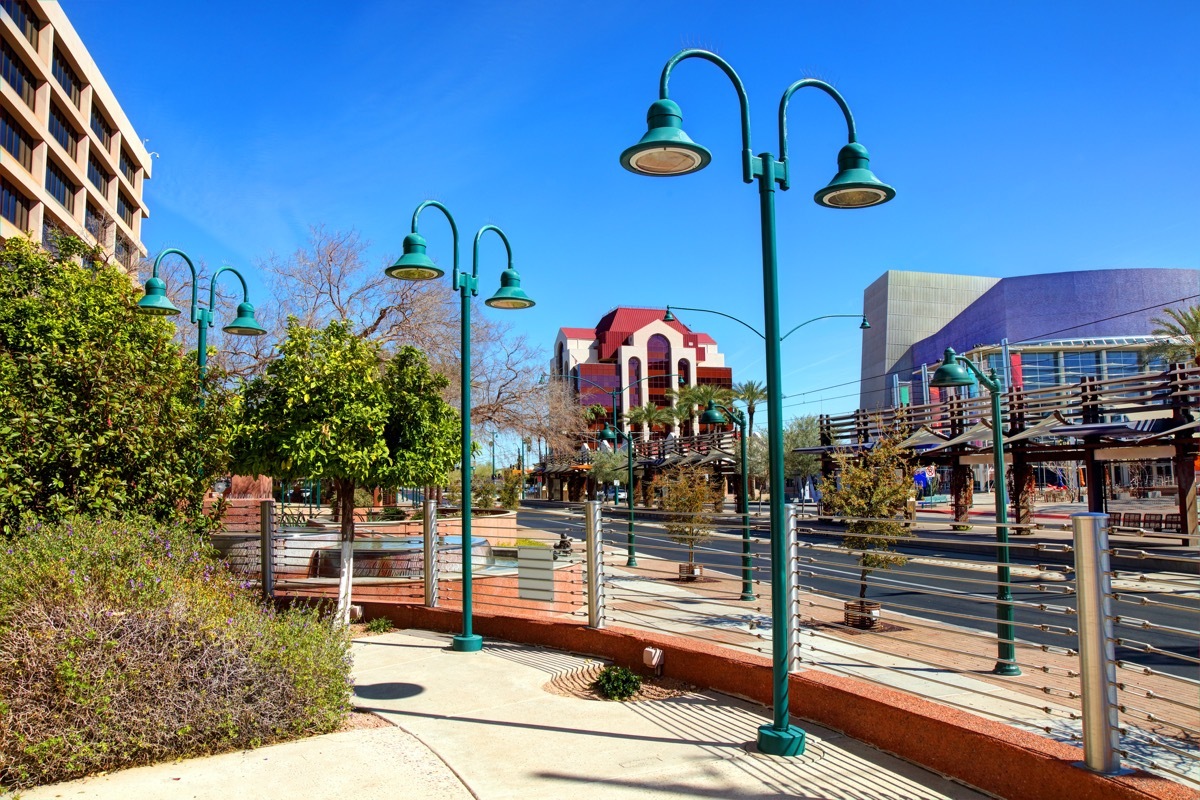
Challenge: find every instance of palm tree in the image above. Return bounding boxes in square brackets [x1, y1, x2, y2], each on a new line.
[625, 402, 674, 441]
[1144, 307, 1200, 367]
[734, 379, 767, 434]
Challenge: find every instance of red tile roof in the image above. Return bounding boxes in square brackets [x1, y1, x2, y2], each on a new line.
[559, 327, 596, 339]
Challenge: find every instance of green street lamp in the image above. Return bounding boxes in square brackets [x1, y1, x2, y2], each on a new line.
[135, 247, 267, 400]
[700, 400, 754, 601]
[623, 49, 893, 757]
[389, 200, 534, 654]
[929, 347, 1021, 676]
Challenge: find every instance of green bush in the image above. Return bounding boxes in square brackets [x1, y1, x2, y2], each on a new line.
[593, 665, 642, 701]
[0, 517, 352, 790]
[365, 617, 394, 634]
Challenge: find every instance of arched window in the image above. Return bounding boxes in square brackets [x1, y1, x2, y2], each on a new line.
[556, 342, 564, 376]
[647, 334, 671, 406]
[677, 358, 690, 388]
[628, 357, 642, 408]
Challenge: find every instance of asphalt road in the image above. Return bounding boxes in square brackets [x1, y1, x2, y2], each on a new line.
[517, 506, 1199, 682]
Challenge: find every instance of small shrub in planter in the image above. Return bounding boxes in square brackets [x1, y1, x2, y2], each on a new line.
[593, 665, 642, 701]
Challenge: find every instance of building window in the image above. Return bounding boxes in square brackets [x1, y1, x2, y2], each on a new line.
[90, 106, 112, 150]
[676, 359, 690, 388]
[1, 176, 30, 228]
[85, 202, 109, 244]
[116, 193, 134, 226]
[119, 150, 136, 184]
[1019, 352, 1058, 390]
[1, 36, 36, 107]
[114, 234, 134, 268]
[45, 160, 76, 212]
[627, 357, 642, 408]
[87, 154, 111, 195]
[48, 104, 77, 158]
[646, 334, 672, 404]
[2, 0, 40, 45]
[52, 48, 81, 106]
[1062, 351, 1099, 382]
[1, 106, 33, 170]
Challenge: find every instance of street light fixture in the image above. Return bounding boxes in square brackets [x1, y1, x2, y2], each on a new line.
[388, 200, 534, 654]
[700, 400, 754, 601]
[135, 248, 267, 398]
[623, 49, 893, 757]
[929, 347, 1022, 676]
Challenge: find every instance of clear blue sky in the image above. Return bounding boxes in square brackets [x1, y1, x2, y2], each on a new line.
[67, 0, 1200, 427]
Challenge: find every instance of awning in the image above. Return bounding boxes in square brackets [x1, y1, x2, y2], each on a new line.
[1004, 412, 1070, 443]
[1049, 419, 1169, 439]
[1135, 418, 1200, 444]
[898, 426, 949, 449]
[925, 421, 993, 452]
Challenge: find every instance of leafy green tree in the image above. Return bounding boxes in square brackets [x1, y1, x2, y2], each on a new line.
[625, 402, 674, 441]
[734, 380, 767, 435]
[817, 426, 914, 599]
[1144, 306, 1200, 367]
[0, 236, 235, 534]
[589, 448, 626, 500]
[651, 466, 719, 569]
[233, 320, 458, 621]
[498, 468, 523, 510]
[783, 416, 821, 482]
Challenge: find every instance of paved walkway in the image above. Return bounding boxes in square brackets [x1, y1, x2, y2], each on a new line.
[24, 630, 989, 800]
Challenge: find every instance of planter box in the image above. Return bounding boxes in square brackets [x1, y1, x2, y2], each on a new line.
[844, 600, 881, 630]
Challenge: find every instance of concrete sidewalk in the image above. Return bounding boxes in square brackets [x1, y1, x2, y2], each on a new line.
[24, 629, 988, 800]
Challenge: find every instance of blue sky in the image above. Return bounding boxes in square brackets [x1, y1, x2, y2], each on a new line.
[67, 1, 1200, 429]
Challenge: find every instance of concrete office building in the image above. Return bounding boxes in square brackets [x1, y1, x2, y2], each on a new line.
[2, 0, 152, 267]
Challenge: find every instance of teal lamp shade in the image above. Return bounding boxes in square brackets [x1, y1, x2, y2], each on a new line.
[223, 302, 268, 336]
[700, 400, 728, 425]
[620, 99, 712, 176]
[136, 276, 181, 316]
[485, 268, 535, 309]
[597, 423, 619, 443]
[663, 307, 675, 322]
[859, 316, 871, 330]
[929, 347, 975, 388]
[814, 142, 896, 209]
[386, 232, 444, 281]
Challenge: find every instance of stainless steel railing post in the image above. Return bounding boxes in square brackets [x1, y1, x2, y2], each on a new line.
[585, 501, 605, 629]
[1072, 512, 1121, 774]
[786, 502, 801, 670]
[424, 500, 439, 607]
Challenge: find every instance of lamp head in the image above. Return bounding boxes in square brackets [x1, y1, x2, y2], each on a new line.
[223, 302, 268, 336]
[929, 347, 975, 388]
[814, 142, 896, 209]
[699, 400, 728, 426]
[859, 315, 870, 330]
[485, 268, 535, 309]
[136, 276, 181, 316]
[663, 307, 675, 323]
[597, 423, 619, 443]
[386, 232, 444, 281]
[620, 99, 712, 177]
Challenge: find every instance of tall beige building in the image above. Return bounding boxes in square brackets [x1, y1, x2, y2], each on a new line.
[1, 0, 151, 267]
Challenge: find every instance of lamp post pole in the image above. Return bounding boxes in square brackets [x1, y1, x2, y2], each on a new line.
[701, 401, 753, 600]
[135, 248, 267, 404]
[930, 348, 1021, 676]
[622, 49, 893, 756]
[387, 201, 535, 653]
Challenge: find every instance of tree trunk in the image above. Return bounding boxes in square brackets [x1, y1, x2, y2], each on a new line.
[859, 568, 869, 599]
[336, 478, 356, 625]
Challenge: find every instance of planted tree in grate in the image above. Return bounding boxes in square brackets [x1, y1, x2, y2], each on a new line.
[818, 425, 915, 600]
[652, 466, 720, 572]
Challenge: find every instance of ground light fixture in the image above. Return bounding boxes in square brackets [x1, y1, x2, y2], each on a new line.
[135, 248, 267, 400]
[622, 48, 894, 757]
[387, 200, 534, 653]
[929, 347, 1022, 676]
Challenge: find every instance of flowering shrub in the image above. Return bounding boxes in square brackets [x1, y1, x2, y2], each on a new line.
[0, 517, 352, 789]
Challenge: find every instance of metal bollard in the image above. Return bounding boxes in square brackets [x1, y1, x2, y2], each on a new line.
[1072, 512, 1121, 774]
[585, 500, 605, 629]
[259, 499, 275, 602]
[423, 500, 439, 607]
[785, 503, 801, 670]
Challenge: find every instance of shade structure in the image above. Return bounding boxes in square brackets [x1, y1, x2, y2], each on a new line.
[813, 142, 895, 209]
[386, 232, 444, 281]
[223, 302, 268, 336]
[620, 99, 712, 177]
[136, 276, 181, 316]
[485, 268, 535, 309]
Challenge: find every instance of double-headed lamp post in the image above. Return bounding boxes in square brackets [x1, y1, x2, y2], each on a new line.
[136, 247, 267, 401]
[699, 400, 754, 601]
[386, 200, 535, 654]
[622, 49, 893, 757]
[929, 347, 1021, 676]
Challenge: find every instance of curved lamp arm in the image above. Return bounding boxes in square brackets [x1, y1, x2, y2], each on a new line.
[205, 266, 251, 328]
[471, 225, 512, 297]
[780, 313, 865, 342]
[952, 354, 1001, 394]
[411, 200, 460, 285]
[778, 79, 857, 188]
[151, 247, 201, 323]
[660, 49, 755, 184]
[712, 401, 747, 431]
[668, 304, 765, 339]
